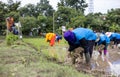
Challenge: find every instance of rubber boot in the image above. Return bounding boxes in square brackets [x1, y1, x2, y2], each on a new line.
[84, 52, 90, 65]
[104, 50, 107, 56]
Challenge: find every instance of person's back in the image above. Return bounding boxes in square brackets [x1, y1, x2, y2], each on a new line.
[45, 33, 56, 46]
[105, 35, 110, 44]
[110, 33, 117, 41]
[96, 33, 110, 45]
[72, 28, 96, 42]
[116, 33, 120, 39]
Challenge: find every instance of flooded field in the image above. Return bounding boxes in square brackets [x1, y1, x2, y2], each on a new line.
[65, 46, 120, 77]
[0, 38, 120, 77]
[108, 60, 120, 76]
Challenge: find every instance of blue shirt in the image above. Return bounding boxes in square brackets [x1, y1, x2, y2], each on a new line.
[98, 34, 110, 45]
[72, 28, 96, 44]
[109, 33, 117, 40]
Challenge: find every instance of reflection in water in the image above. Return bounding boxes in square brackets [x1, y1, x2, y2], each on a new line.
[107, 60, 120, 76]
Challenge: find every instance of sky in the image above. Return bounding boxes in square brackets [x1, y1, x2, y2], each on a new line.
[1, 0, 120, 14]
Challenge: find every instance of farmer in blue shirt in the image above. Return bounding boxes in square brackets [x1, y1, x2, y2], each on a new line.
[116, 33, 120, 45]
[64, 27, 97, 65]
[56, 34, 62, 43]
[109, 32, 120, 48]
[96, 33, 110, 57]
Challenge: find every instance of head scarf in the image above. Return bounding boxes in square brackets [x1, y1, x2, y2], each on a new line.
[64, 30, 76, 44]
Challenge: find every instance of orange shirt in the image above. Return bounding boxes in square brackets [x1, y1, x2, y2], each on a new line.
[6, 17, 14, 30]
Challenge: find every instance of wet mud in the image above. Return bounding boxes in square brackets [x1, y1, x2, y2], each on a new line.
[65, 46, 120, 77]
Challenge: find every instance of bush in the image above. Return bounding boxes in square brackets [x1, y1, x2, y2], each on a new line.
[6, 33, 19, 45]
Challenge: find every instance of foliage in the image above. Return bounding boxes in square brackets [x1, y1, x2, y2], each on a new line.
[19, 4, 36, 17]
[6, 33, 18, 45]
[67, 15, 86, 28]
[5, 11, 20, 22]
[19, 16, 37, 35]
[0, 0, 120, 36]
[106, 8, 120, 32]
[55, 6, 83, 33]
[58, 0, 88, 13]
[7, 0, 21, 12]
[36, 0, 54, 17]
[37, 14, 47, 32]
[85, 13, 106, 31]
[109, 23, 120, 32]
[0, 1, 7, 34]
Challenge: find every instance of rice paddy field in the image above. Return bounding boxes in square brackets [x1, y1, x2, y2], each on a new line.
[0, 36, 90, 77]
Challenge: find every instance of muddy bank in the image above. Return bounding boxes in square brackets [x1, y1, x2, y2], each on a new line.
[66, 46, 120, 77]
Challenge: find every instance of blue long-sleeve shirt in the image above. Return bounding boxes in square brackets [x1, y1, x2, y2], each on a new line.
[72, 28, 96, 44]
[98, 34, 110, 45]
[116, 33, 120, 39]
[109, 33, 117, 40]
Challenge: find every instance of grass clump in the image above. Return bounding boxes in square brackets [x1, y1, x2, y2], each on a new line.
[6, 33, 18, 45]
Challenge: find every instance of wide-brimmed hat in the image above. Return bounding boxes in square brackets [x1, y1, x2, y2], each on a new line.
[105, 32, 112, 37]
[63, 30, 76, 43]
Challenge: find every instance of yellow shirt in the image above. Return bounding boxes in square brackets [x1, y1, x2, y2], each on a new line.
[45, 33, 56, 42]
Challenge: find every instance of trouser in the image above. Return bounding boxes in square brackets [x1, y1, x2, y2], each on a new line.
[112, 37, 117, 45]
[88, 40, 95, 58]
[79, 38, 95, 64]
[116, 39, 120, 44]
[50, 35, 56, 46]
[99, 41, 109, 55]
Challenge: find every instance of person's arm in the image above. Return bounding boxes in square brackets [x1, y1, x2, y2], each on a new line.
[68, 42, 80, 52]
[98, 40, 102, 45]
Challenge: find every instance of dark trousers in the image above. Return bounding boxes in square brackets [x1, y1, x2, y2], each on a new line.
[88, 40, 95, 58]
[79, 38, 95, 58]
[100, 41, 108, 50]
[116, 39, 120, 45]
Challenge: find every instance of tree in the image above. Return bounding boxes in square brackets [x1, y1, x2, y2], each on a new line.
[7, 0, 21, 12]
[19, 16, 37, 35]
[67, 15, 86, 28]
[58, 0, 88, 13]
[37, 14, 47, 32]
[0, 1, 7, 35]
[5, 11, 20, 22]
[107, 9, 120, 29]
[19, 4, 36, 17]
[54, 6, 84, 33]
[85, 13, 106, 31]
[36, 0, 54, 17]
[57, 0, 65, 7]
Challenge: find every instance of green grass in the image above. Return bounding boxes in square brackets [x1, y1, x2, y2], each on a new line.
[0, 39, 91, 77]
[23, 37, 68, 50]
[23, 37, 68, 62]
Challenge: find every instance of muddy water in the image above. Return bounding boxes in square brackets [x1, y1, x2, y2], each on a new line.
[107, 60, 120, 76]
[44, 46, 120, 76]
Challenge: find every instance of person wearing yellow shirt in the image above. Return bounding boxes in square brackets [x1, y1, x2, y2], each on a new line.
[46, 33, 56, 46]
